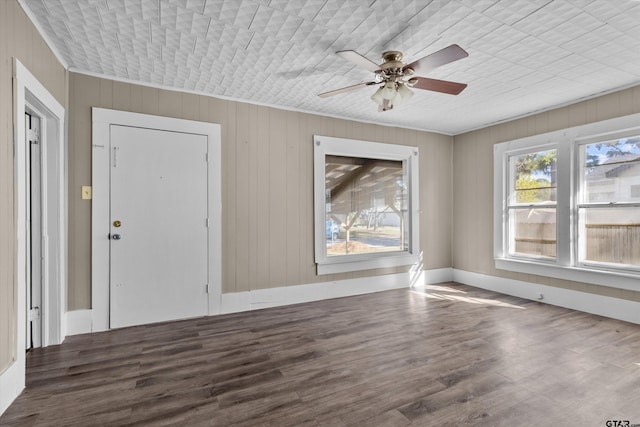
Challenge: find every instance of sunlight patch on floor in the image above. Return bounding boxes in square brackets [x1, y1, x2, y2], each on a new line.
[410, 289, 526, 310]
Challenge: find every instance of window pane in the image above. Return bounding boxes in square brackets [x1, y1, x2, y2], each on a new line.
[509, 149, 557, 205]
[509, 208, 556, 258]
[580, 207, 640, 267]
[583, 137, 640, 203]
[325, 155, 407, 257]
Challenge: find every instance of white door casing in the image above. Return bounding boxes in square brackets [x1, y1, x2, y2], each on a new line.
[92, 108, 222, 332]
[4, 59, 67, 416]
[14, 59, 66, 351]
[109, 125, 209, 328]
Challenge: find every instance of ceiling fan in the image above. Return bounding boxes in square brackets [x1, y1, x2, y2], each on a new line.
[318, 44, 469, 112]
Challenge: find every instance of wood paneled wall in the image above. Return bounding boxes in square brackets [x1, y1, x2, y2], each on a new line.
[452, 86, 640, 303]
[67, 73, 453, 309]
[0, 0, 67, 374]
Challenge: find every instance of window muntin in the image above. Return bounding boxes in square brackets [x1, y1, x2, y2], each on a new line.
[314, 136, 419, 275]
[494, 113, 640, 290]
[578, 138, 640, 269]
[507, 149, 557, 259]
[325, 155, 408, 257]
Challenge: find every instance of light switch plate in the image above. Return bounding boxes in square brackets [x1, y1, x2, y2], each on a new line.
[81, 185, 92, 200]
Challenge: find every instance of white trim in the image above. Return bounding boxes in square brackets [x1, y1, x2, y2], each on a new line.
[3, 58, 67, 418]
[91, 108, 222, 332]
[313, 135, 420, 275]
[66, 68, 452, 135]
[220, 268, 449, 314]
[459, 82, 640, 135]
[64, 310, 92, 336]
[453, 269, 640, 325]
[412, 267, 453, 286]
[64, 64, 640, 137]
[65, 267, 451, 321]
[493, 112, 640, 290]
[0, 359, 23, 416]
[495, 258, 640, 292]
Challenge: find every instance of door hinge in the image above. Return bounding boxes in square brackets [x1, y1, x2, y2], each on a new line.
[29, 307, 40, 321]
[113, 146, 119, 168]
[206, 284, 210, 294]
[28, 128, 39, 144]
[205, 152, 209, 162]
[205, 218, 209, 227]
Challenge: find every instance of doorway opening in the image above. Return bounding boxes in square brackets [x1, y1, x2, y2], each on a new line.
[14, 59, 67, 355]
[24, 111, 43, 350]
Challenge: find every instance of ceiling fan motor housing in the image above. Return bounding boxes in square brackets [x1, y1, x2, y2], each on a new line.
[379, 51, 414, 81]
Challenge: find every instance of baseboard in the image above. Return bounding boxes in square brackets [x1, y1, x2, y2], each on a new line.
[65, 309, 93, 336]
[220, 268, 453, 314]
[453, 269, 640, 325]
[0, 359, 24, 417]
[66, 270, 451, 326]
[410, 267, 453, 288]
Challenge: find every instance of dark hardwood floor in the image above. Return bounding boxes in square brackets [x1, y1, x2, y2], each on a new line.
[2, 282, 640, 426]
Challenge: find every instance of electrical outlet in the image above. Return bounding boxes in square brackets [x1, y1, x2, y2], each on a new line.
[81, 185, 92, 200]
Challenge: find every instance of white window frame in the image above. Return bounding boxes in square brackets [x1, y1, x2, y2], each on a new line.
[505, 144, 559, 262]
[576, 133, 640, 273]
[494, 112, 640, 292]
[314, 135, 420, 275]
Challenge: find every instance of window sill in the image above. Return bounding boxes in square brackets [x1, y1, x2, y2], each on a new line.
[317, 253, 418, 275]
[495, 258, 640, 292]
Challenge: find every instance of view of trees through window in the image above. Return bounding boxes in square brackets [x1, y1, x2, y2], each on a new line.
[580, 137, 640, 267]
[507, 137, 640, 268]
[509, 149, 557, 258]
[324, 155, 408, 257]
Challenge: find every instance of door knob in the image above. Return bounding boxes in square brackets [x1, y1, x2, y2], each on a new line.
[112, 233, 122, 240]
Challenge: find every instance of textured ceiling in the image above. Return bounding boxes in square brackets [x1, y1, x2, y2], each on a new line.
[20, 0, 640, 135]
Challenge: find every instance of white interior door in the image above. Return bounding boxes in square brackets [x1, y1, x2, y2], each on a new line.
[109, 125, 209, 328]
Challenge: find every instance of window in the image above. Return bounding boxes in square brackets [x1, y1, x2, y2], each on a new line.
[507, 148, 557, 259]
[494, 112, 640, 291]
[314, 135, 419, 275]
[578, 137, 640, 269]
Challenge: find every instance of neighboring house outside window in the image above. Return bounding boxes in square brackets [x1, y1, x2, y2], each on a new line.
[494, 113, 640, 291]
[578, 141, 640, 269]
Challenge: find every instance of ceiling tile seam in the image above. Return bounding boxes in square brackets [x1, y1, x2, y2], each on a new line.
[345, 7, 375, 36]
[310, 0, 329, 23]
[382, 23, 411, 50]
[509, 0, 554, 26]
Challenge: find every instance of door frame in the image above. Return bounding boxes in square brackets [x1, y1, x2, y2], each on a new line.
[91, 108, 222, 332]
[25, 111, 43, 349]
[14, 58, 67, 354]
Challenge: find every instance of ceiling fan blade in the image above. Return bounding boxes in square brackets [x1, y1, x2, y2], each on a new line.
[411, 77, 467, 95]
[403, 44, 468, 75]
[336, 50, 381, 73]
[318, 82, 376, 98]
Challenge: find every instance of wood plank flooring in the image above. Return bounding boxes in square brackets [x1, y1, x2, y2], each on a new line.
[2, 282, 640, 426]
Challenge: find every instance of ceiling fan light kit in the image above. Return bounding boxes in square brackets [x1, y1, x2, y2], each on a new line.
[371, 81, 414, 111]
[319, 44, 469, 112]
